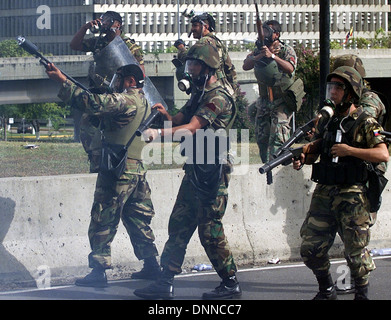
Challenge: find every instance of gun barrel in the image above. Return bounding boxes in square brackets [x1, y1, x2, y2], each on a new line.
[17, 36, 90, 92]
[380, 130, 391, 137]
[135, 108, 160, 136]
[259, 150, 294, 174]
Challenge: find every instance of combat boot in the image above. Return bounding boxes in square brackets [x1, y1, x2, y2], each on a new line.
[131, 256, 161, 280]
[313, 273, 337, 300]
[133, 268, 175, 299]
[354, 283, 369, 300]
[75, 267, 107, 288]
[202, 275, 242, 300]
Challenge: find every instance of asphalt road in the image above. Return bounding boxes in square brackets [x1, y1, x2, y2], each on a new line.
[0, 257, 390, 305]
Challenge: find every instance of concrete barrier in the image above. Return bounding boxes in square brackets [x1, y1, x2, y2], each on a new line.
[1, 165, 391, 287]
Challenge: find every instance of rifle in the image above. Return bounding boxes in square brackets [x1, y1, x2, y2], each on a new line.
[260, 104, 333, 183]
[273, 103, 334, 159]
[259, 139, 322, 175]
[259, 146, 304, 174]
[379, 130, 391, 144]
[255, 3, 264, 50]
[16, 36, 90, 92]
[135, 107, 160, 136]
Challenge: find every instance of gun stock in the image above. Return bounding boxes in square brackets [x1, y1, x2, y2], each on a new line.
[17, 36, 90, 92]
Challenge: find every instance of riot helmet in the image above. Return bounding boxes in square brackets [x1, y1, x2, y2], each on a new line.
[326, 66, 363, 108]
[180, 42, 219, 89]
[332, 54, 366, 78]
[110, 64, 144, 92]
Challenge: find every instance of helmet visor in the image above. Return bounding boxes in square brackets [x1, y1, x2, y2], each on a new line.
[326, 81, 347, 105]
[109, 73, 124, 93]
[184, 59, 203, 80]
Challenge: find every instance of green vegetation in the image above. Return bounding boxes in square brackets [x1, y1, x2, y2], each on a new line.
[0, 141, 261, 178]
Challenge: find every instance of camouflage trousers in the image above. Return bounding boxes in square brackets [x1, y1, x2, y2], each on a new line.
[255, 97, 293, 163]
[160, 163, 237, 279]
[88, 159, 158, 269]
[300, 184, 376, 286]
[79, 113, 102, 173]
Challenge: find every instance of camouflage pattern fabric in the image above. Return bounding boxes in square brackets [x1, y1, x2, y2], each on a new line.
[253, 42, 297, 163]
[78, 32, 144, 172]
[179, 82, 235, 130]
[361, 89, 386, 127]
[79, 113, 102, 172]
[300, 108, 386, 286]
[88, 160, 157, 269]
[361, 89, 387, 224]
[327, 66, 363, 101]
[58, 81, 158, 269]
[161, 82, 237, 279]
[300, 184, 375, 286]
[160, 163, 236, 279]
[255, 96, 293, 163]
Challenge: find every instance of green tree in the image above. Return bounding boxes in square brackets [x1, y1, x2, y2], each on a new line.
[0, 39, 29, 57]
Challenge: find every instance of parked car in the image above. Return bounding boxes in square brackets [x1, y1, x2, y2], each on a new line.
[17, 123, 33, 134]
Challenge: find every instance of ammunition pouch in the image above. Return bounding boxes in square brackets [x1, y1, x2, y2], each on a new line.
[283, 78, 305, 112]
[311, 161, 368, 185]
[366, 162, 388, 212]
[189, 163, 223, 205]
[100, 141, 128, 179]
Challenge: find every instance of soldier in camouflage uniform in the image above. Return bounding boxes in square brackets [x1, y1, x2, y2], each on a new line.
[332, 54, 386, 127]
[243, 20, 301, 164]
[293, 66, 389, 300]
[70, 11, 144, 173]
[176, 13, 239, 97]
[46, 63, 160, 287]
[134, 42, 240, 300]
[332, 54, 388, 294]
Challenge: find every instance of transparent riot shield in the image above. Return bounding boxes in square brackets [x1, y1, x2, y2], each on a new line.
[93, 36, 167, 109]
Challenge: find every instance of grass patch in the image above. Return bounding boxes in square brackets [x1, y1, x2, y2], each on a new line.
[0, 141, 262, 178]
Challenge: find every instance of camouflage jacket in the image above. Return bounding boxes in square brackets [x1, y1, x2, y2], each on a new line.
[252, 41, 297, 98]
[315, 106, 387, 176]
[316, 106, 385, 149]
[179, 81, 236, 131]
[58, 80, 149, 155]
[254, 40, 297, 75]
[361, 88, 386, 126]
[82, 31, 144, 65]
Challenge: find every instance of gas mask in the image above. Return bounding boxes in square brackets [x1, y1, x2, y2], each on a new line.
[178, 72, 192, 94]
[263, 25, 277, 46]
[184, 59, 210, 88]
[178, 59, 214, 96]
[90, 14, 120, 34]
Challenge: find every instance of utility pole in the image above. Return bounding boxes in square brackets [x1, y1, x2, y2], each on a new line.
[319, 0, 330, 109]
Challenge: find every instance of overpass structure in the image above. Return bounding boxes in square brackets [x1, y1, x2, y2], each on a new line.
[1, 49, 391, 108]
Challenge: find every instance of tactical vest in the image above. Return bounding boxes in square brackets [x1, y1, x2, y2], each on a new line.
[102, 96, 150, 161]
[180, 86, 236, 164]
[201, 33, 237, 96]
[311, 110, 370, 185]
